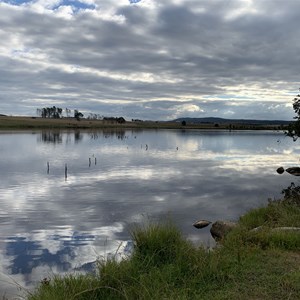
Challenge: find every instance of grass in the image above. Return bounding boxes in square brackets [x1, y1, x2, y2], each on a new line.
[0, 115, 285, 130]
[26, 199, 300, 300]
[0, 116, 203, 130]
[0, 116, 133, 129]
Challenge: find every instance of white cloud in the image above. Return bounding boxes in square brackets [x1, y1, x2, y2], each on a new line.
[224, 0, 259, 20]
[171, 103, 204, 119]
[0, 0, 298, 119]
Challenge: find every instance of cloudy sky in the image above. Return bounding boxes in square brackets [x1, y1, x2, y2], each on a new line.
[0, 0, 299, 120]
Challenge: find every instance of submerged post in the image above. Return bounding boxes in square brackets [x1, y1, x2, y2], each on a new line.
[89, 157, 91, 167]
[47, 161, 49, 174]
[65, 163, 68, 180]
[95, 157, 97, 165]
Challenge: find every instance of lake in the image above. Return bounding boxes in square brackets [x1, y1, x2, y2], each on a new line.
[0, 129, 299, 297]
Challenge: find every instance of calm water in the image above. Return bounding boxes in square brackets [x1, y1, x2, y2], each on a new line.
[0, 129, 299, 297]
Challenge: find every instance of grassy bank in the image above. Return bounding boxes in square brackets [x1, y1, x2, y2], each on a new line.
[27, 197, 300, 300]
[0, 116, 210, 130]
[0, 116, 284, 130]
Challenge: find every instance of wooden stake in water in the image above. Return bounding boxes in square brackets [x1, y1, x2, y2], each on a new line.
[47, 162, 49, 174]
[89, 158, 91, 167]
[95, 157, 97, 165]
[65, 163, 68, 180]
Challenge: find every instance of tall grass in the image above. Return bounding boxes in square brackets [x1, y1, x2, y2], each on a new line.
[28, 200, 300, 300]
[238, 200, 300, 229]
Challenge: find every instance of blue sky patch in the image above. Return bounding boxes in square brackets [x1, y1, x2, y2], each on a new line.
[1, 0, 95, 10]
[129, 0, 141, 4]
[53, 0, 96, 11]
[1, 0, 32, 5]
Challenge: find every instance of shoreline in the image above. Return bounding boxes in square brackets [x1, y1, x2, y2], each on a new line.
[25, 196, 300, 299]
[0, 116, 288, 131]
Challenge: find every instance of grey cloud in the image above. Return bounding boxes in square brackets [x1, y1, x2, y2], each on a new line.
[0, 0, 298, 119]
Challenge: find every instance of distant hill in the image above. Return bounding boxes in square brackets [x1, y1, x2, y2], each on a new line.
[173, 117, 292, 126]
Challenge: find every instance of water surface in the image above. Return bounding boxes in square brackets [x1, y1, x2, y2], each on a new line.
[0, 129, 298, 297]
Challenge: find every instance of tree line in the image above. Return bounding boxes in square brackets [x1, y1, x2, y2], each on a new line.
[36, 107, 84, 120]
[36, 107, 128, 123]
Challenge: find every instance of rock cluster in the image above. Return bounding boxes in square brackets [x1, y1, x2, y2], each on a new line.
[194, 219, 300, 242]
[276, 166, 300, 176]
[193, 219, 237, 241]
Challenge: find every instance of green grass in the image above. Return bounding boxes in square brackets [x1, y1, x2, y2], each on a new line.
[239, 200, 300, 229]
[27, 200, 300, 300]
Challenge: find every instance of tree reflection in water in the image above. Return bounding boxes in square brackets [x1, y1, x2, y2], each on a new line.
[37, 129, 134, 145]
[37, 130, 83, 144]
[38, 131, 63, 144]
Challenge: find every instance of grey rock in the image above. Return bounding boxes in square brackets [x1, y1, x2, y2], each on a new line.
[250, 226, 263, 232]
[193, 220, 211, 229]
[271, 227, 300, 232]
[276, 167, 284, 174]
[250, 226, 300, 233]
[286, 167, 300, 176]
[210, 221, 237, 241]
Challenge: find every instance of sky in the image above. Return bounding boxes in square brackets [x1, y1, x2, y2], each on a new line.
[0, 0, 299, 120]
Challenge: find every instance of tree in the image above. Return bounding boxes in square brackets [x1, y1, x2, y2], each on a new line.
[74, 109, 84, 121]
[181, 120, 186, 126]
[38, 106, 63, 119]
[117, 117, 126, 124]
[53, 107, 62, 119]
[287, 89, 300, 141]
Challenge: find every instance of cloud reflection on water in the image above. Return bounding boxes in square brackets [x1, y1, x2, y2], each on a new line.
[0, 129, 299, 297]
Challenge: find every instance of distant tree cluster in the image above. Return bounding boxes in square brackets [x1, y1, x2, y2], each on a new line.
[37, 106, 63, 119]
[74, 109, 84, 121]
[35, 107, 129, 124]
[36, 107, 84, 120]
[103, 117, 126, 124]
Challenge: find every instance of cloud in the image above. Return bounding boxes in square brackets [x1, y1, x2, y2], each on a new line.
[0, 0, 298, 119]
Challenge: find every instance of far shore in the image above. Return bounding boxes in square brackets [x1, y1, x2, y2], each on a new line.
[0, 115, 288, 131]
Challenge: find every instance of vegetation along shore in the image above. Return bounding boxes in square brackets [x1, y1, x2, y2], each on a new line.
[25, 192, 300, 300]
[0, 115, 289, 131]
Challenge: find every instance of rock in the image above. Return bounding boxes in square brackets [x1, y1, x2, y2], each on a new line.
[286, 167, 300, 176]
[250, 226, 300, 234]
[193, 220, 211, 229]
[250, 226, 263, 232]
[210, 221, 237, 241]
[271, 227, 300, 232]
[276, 167, 284, 174]
[249, 226, 264, 232]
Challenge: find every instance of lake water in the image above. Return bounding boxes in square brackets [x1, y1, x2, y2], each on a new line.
[0, 129, 299, 297]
